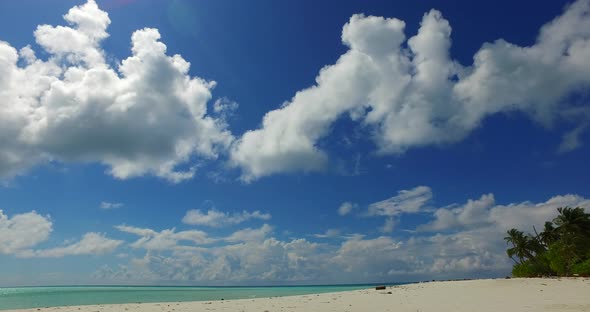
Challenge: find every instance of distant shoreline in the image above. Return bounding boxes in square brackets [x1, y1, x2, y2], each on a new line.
[3, 278, 589, 312]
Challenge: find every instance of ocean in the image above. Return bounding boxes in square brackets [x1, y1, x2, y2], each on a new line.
[0, 284, 385, 310]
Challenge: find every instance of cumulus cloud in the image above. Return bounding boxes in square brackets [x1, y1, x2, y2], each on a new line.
[116, 225, 214, 250]
[0, 209, 122, 258]
[0, 0, 232, 182]
[420, 193, 590, 232]
[105, 222, 329, 283]
[224, 224, 273, 243]
[406, 193, 590, 276]
[419, 194, 495, 231]
[0, 210, 52, 255]
[100, 201, 124, 209]
[96, 190, 590, 284]
[333, 192, 589, 281]
[104, 221, 327, 283]
[403, 228, 509, 276]
[230, 0, 590, 180]
[119, 237, 326, 284]
[331, 236, 403, 274]
[26, 232, 123, 258]
[4, 0, 588, 183]
[182, 208, 271, 227]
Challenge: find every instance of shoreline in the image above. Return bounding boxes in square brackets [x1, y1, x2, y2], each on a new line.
[4, 278, 590, 312]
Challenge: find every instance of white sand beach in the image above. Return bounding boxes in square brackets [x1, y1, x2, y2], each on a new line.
[6, 278, 590, 312]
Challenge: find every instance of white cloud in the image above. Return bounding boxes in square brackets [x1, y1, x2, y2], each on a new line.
[300, 227, 506, 281]
[100, 201, 124, 209]
[98, 191, 590, 284]
[421, 193, 590, 232]
[115, 225, 157, 237]
[229, 13, 399, 181]
[115, 237, 326, 283]
[26, 232, 123, 258]
[0, 210, 52, 255]
[224, 224, 273, 243]
[102, 217, 497, 283]
[330, 235, 407, 279]
[116, 225, 214, 251]
[0, 209, 121, 258]
[104, 223, 327, 283]
[337, 201, 356, 216]
[3, 0, 588, 184]
[367, 186, 432, 216]
[405, 228, 509, 276]
[0, 0, 232, 182]
[420, 194, 495, 231]
[212, 97, 239, 123]
[182, 208, 271, 227]
[231, 1, 590, 180]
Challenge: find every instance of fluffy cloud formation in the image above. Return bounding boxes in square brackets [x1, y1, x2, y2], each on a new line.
[109, 223, 325, 283]
[1, 204, 570, 282]
[331, 236, 404, 275]
[26, 233, 123, 258]
[0, 210, 52, 255]
[93, 191, 589, 284]
[0, 0, 232, 182]
[3, 0, 588, 183]
[116, 225, 215, 251]
[231, 0, 590, 180]
[104, 222, 331, 283]
[182, 208, 271, 227]
[100, 224, 507, 284]
[1, 209, 122, 258]
[421, 193, 590, 232]
[4, 192, 584, 283]
[124, 237, 325, 283]
[224, 224, 273, 243]
[4, 192, 562, 283]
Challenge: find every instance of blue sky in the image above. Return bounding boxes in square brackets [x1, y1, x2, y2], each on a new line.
[0, 0, 589, 286]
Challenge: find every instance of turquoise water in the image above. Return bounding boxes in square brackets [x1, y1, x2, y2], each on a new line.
[0, 285, 381, 310]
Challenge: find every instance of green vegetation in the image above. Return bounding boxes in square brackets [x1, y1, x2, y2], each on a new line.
[505, 207, 590, 277]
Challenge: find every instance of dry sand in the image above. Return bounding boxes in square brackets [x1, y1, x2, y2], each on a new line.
[6, 278, 590, 312]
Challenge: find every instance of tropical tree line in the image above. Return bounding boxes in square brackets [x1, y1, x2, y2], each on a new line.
[504, 207, 590, 277]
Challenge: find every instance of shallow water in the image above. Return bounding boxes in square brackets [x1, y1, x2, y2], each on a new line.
[0, 284, 391, 310]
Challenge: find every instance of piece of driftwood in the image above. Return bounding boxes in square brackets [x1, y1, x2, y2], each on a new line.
[375, 285, 386, 290]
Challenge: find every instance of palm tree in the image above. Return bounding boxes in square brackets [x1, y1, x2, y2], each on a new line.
[538, 221, 559, 247]
[505, 207, 590, 277]
[505, 229, 528, 264]
[553, 207, 590, 237]
[551, 207, 590, 276]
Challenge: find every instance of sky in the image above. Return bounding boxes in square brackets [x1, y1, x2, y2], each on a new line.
[0, 0, 589, 286]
